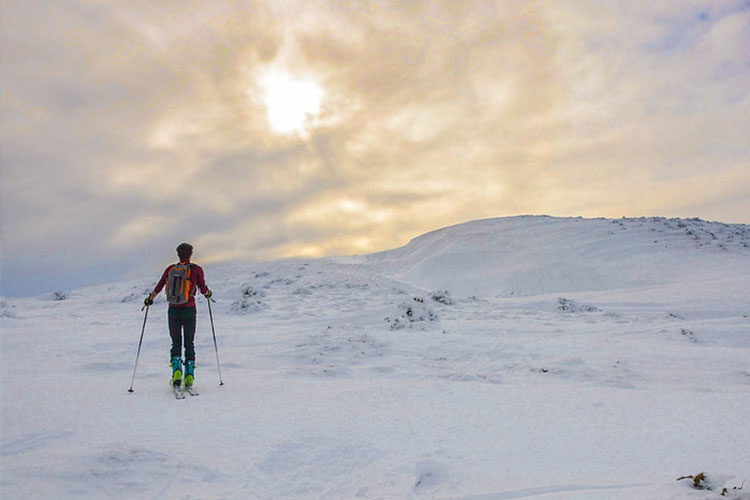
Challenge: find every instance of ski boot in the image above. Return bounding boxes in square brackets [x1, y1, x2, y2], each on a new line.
[184, 360, 195, 387]
[171, 356, 183, 387]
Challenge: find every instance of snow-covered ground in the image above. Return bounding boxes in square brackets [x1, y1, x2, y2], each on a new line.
[2, 216, 749, 499]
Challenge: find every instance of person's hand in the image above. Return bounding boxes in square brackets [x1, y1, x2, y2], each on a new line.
[144, 295, 154, 306]
[205, 289, 212, 299]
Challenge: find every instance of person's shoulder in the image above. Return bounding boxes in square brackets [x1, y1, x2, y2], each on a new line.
[191, 263, 205, 272]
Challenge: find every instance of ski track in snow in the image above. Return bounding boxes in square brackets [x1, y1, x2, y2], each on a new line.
[1, 216, 749, 499]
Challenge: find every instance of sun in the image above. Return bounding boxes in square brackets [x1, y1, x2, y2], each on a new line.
[259, 69, 324, 135]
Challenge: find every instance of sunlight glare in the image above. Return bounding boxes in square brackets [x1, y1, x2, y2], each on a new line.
[259, 69, 323, 135]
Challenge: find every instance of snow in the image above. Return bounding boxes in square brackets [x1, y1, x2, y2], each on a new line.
[2, 215, 749, 499]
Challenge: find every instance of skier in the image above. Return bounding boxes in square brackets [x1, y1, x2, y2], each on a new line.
[145, 243, 212, 388]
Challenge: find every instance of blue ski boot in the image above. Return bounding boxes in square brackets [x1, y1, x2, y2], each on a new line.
[184, 360, 195, 387]
[171, 356, 182, 387]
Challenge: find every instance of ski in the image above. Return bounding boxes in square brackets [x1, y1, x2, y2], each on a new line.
[184, 386, 199, 397]
[172, 383, 185, 400]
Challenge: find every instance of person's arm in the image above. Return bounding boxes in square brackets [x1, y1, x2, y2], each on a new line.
[149, 266, 171, 300]
[195, 265, 210, 296]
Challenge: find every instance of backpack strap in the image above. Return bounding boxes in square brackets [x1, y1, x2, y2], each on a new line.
[186, 264, 196, 299]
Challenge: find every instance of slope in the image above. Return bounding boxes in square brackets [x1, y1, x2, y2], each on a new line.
[367, 215, 750, 298]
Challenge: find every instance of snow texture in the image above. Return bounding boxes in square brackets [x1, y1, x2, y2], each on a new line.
[1, 215, 749, 499]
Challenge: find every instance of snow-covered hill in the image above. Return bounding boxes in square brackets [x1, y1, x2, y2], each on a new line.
[2, 216, 749, 499]
[368, 215, 750, 298]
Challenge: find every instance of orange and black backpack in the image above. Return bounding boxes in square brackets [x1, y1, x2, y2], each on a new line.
[165, 263, 195, 305]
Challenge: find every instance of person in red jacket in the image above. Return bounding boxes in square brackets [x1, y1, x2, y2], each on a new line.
[145, 243, 211, 387]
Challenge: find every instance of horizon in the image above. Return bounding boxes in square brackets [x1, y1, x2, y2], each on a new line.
[2, 1, 749, 298]
[3, 212, 749, 298]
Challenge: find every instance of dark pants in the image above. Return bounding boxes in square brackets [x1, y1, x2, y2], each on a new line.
[168, 306, 196, 361]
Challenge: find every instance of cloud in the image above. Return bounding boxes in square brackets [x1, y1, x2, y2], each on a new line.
[1, 0, 749, 296]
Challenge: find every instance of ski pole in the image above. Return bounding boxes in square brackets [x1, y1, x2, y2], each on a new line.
[128, 303, 150, 393]
[206, 296, 224, 386]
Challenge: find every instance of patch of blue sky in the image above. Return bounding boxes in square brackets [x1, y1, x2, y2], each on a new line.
[646, 14, 710, 53]
[645, 0, 748, 53]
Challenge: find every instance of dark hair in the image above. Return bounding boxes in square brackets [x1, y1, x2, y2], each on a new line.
[176, 243, 193, 261]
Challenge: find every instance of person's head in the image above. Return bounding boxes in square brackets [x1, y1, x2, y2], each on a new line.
[176, 243, 193, 262]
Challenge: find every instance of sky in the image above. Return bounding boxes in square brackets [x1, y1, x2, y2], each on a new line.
[1, 0, 749, 298]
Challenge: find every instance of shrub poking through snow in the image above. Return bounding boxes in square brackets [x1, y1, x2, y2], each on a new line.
[430, 290, 453, 305]
[1, 300, 16, 318]
[677, 472, 747, 498]
[557, 297, 599, 313]
[386, 296, 438, 330]
[122, 288, 156, 304]
[231, 285, 265, 313]
[53, 291, 68, 301]
[677, 472, 709, 489]
[680, 328, 698, 343]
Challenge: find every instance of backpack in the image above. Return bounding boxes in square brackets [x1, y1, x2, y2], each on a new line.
[165, 263, 195, 305]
